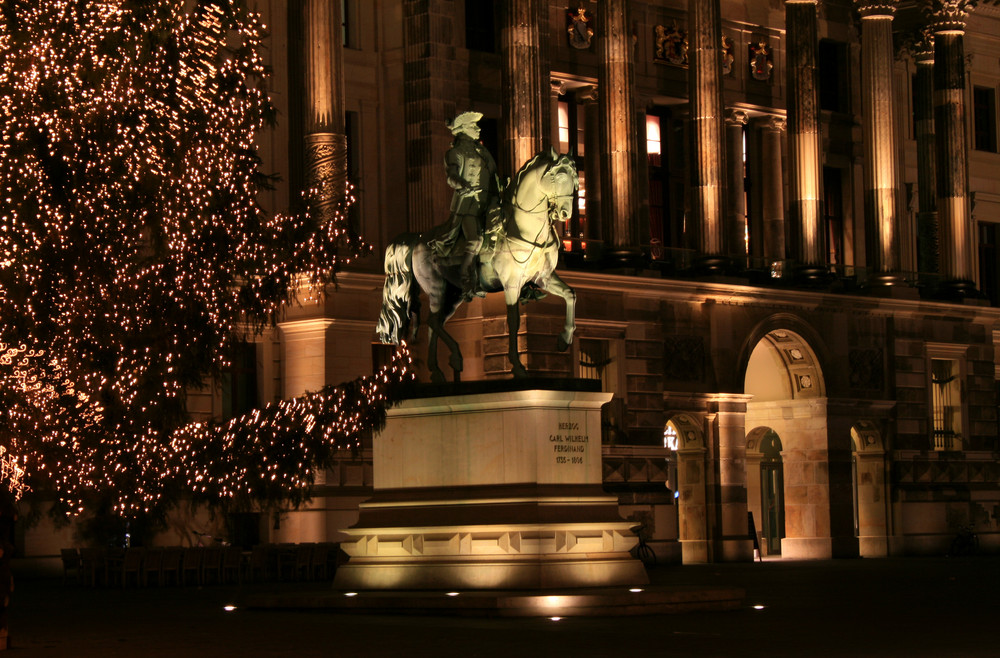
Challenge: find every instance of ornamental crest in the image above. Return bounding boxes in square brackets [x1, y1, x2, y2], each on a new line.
[567, 6, 593, 50]
[654, 22, 688, 66]
[721, 36, 735, 75]
[749, 41, 773, 81]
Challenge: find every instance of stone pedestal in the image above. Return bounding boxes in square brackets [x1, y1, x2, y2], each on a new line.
[335, 385, 647, 590]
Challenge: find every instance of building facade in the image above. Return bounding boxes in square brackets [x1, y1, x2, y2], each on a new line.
[23, 0, 1000, 562]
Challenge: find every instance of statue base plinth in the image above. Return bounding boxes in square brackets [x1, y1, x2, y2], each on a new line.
[334, 386, 648, 590]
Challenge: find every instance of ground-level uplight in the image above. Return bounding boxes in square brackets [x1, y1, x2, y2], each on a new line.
[629, 588, 644, 593]
[344, 592, 358, 597]
[223, 605, 237, 612]
[752, 604, 766, 610]
[446, 592, 460, 597]
[549, 616, 562, 621]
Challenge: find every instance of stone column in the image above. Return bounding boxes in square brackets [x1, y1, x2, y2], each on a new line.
[501, 0, 546, 176]
[689, 0, 727, 271]
[276, 318, 335, 542]
[579, 86, 603, 250]
[709, 395, 755, 562]
[785, 1, 825, 279]
[912, 35, 939, 275]
[598, 0, 640, 263]
[930, 1, 976, 294]
[855, 449, 889, 557]
[550, 79, 566, 152]
[760, 116, 787, 263]
[725, 109, 750, 263]
[303, 0, 348, 223]
[856, 1, 902, 285]
[676, 441, 710, 564]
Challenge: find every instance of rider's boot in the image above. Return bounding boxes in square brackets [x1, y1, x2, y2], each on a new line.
[460, 238, 483, 301]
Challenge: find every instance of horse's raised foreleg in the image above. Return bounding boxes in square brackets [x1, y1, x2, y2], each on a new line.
[541, 273, 576, 351]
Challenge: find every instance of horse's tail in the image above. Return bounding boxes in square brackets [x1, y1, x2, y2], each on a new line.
[376, 234, 420, 344]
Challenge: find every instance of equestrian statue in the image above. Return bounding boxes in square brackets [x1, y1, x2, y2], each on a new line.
[376, 111, 579, 383]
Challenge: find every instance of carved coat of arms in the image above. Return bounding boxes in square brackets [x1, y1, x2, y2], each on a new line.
[749, 41, 773, 81]
[721, 36, 735, 76]
[654, 22, 688, 66]
[567, 7, 593, 50]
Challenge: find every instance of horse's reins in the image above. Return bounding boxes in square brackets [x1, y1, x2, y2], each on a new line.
[504, 171, 573, 264]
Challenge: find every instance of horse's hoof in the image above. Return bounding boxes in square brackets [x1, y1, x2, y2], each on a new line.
[431, 370, 446, 384]
[449, 354, 464, 372]
[557, 335, 570, 352]
[511, 363, 528, 378]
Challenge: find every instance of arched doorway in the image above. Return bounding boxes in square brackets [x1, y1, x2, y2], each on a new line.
[664, 413, 711, 564]
[851, 420, 889, 556]
[746, 428, 785, 556]
[743, 326, 841, 559]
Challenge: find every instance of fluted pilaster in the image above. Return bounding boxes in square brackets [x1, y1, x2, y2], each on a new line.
[912, 34, 939, 274]
[501, 0, 546, 175]
[598, 0, 640, 260]
[760, 116, 787, 262]
[689, 0, 726, 269]
[785, 0, 825, 278]
[856, 1, 902, 284]
[402, 0, 463, 233]
[725, 109, 749, 261]
[930, 0, 976, 293]
[303, 0, 347, 219]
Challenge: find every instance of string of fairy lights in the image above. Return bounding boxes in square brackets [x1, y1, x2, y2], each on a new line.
[0, 1, 389, 516]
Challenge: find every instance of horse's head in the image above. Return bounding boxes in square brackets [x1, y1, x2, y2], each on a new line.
[541, 149, 578, 224]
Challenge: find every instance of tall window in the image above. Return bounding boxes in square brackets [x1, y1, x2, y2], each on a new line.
[647, 115, 665, 257]
[557, 98, 586, 250]
[823, 167, 844, 265]
[973, 86, 998, 153]
[931, 358, 962, 451]
[979, 222, 1000, 306]
[646, 110, 685, 255]
[222, 342, 258, 421]
[345, 110, 361, 236]
[576, 337, 623, 444]
[341, 0, 357, 49]
[577, 338, 614, 390]
[465, 0, 495, 53]
[818, 40, 849, 113]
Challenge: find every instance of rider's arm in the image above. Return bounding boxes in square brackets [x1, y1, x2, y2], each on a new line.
[445, 148, 467, 191]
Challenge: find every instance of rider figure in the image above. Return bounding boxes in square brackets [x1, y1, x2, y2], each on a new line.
[429, 111, 500, 301]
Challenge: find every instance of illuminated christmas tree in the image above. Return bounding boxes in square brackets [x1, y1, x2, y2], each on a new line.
[0, 0, 408, 518]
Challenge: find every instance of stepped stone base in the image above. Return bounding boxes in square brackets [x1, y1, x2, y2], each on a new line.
[335, 385, 648, 590]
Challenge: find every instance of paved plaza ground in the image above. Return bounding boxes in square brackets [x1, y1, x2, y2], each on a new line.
[7, 555, 999, 657]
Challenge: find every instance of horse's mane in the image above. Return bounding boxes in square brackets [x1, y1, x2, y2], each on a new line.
[505, 148, 579, 206]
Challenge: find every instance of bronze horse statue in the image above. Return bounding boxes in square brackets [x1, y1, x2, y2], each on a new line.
[377, 148, 579, 382]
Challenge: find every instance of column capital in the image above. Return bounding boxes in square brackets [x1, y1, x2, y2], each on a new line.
[854, 1, 896, 18]
[910, 31, 935, 64]
[725, 108, 749, 127]
[551, 79, 568, 97]
[759, 115, 787, 132]
[926, 0, 973, 34]
[577, 84, 598, 103]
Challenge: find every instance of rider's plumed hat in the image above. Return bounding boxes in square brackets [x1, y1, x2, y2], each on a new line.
[447, 111, 483, 134]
